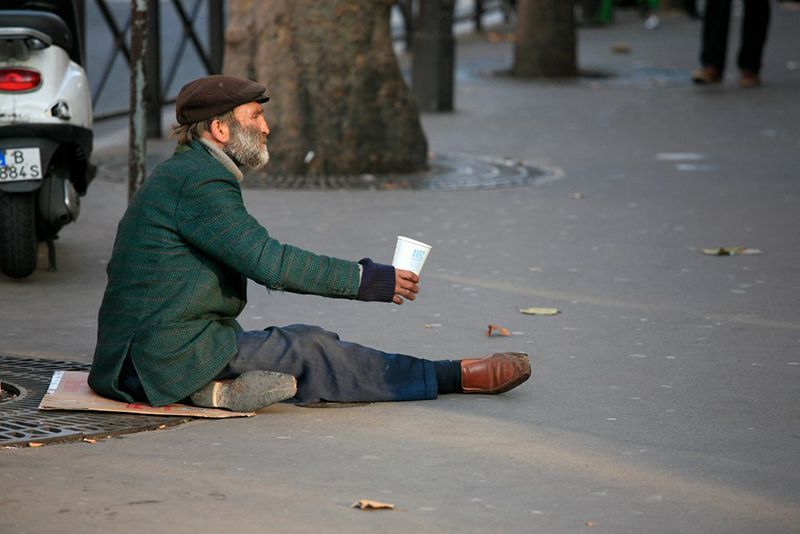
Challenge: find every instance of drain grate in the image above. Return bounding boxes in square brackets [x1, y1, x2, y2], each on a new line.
[0, 355, 190, 447]
[95, 152, 559, 191]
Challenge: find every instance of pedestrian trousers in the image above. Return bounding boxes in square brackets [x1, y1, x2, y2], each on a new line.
[701, 0, 770, 73]
[214, 324, 439, 404]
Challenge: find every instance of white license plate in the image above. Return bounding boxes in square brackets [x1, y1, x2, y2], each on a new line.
[0, 148, 43, 182]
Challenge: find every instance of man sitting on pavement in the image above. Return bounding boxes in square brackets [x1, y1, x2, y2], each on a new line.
[88, 75, 531, 412]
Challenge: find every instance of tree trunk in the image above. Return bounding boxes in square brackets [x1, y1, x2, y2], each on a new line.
[224, 0, 428, 176]
[512, 0, 577, 78]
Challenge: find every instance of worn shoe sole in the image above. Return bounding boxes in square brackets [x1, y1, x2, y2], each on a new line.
[190, 371, 297, 412]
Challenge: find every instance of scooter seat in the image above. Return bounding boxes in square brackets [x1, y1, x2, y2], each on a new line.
[0, 10, 72, 53]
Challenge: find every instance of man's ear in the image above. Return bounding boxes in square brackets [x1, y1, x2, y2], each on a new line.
[208, 118, 231, 144]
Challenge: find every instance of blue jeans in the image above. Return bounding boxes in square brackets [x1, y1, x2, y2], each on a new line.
[214, 324, 438, 404]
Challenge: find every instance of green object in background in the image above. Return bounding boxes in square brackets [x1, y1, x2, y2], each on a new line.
[581, 0, 614, 24]
[585, 0, 660, 24]
[597, 0, 614, 22]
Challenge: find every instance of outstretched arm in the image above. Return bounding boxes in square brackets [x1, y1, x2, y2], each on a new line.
[357, 259, 420, 305]
[392, 268, 420, 305]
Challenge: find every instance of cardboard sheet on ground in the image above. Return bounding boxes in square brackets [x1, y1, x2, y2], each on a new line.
[38, 371, 254, 418]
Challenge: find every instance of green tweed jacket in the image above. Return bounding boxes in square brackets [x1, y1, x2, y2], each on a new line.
[89, 141, 361, 406]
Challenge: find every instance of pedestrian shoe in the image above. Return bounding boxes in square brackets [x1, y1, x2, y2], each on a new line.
[190, 370, 297, 412]
[691, 66, 722, 85]
[738, 70, 761, 88]
[461, 352, 531, 394]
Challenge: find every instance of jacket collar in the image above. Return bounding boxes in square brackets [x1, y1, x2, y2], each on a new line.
[197, 138, 244, 183]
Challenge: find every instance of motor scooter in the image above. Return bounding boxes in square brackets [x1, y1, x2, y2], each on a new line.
[0, 0, 94, 278]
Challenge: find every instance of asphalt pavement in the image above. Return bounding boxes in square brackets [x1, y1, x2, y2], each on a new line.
[2, 8, 800, 534]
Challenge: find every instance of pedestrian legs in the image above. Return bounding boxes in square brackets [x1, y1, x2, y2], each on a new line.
[700, 0, 771, 75]
[700, 0, 734, 73]
[737, 0, 771, 74]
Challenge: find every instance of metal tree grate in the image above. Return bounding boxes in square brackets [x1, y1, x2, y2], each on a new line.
[243, 154, 557, 190]
[0, 355, 190, 447]
[95, 152, 559, 191]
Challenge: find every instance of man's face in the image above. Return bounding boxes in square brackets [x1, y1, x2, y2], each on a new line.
[223, 102, 270, 170]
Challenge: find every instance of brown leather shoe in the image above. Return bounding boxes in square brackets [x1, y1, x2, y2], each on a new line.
[460, 352, 531, 394]
[691, 66, 722, 85]
[738, 70, 761, 88]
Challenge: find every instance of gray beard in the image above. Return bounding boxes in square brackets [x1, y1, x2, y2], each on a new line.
[223, 121, 270, 170]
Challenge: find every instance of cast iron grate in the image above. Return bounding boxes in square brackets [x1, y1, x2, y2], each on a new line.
[95, 152, 558, 191]
[0, 354, 189, 447]
[244, 153, 556, 190]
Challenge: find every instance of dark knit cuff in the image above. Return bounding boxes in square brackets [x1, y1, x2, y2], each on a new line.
[356, 258, 396, 302]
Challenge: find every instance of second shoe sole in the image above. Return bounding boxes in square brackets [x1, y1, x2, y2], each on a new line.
[191, 370, 297, 412]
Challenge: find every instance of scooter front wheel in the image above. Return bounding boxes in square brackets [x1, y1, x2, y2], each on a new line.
[0, 191, 38, 279]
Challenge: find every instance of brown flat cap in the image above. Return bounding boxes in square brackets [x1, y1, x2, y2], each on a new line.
[175, 75, 269, 125]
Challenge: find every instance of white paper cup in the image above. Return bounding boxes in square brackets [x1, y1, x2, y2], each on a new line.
[392, 236, 432, 275]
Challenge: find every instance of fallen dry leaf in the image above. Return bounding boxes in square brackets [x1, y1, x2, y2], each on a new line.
[351, 499, 395, 510]
[157, 424, 167, 430]
[519, 307, 560, 316]
[28, 442, 43, 448]
[611, 43, 632, 54]
[487, 324, 512, 337]
[702, 247, 763, 256]
[487, 31, 515, 43]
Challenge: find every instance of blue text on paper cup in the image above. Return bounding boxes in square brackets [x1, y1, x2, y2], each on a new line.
[410, 249, 425, 270]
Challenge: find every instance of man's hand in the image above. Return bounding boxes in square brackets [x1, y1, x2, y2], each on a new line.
[393, 269, 420, 305]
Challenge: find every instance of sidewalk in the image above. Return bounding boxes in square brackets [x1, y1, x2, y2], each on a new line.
[2, 8, 799, 533]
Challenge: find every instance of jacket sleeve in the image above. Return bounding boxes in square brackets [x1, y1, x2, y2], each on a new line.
[175, 175, 360, 299]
